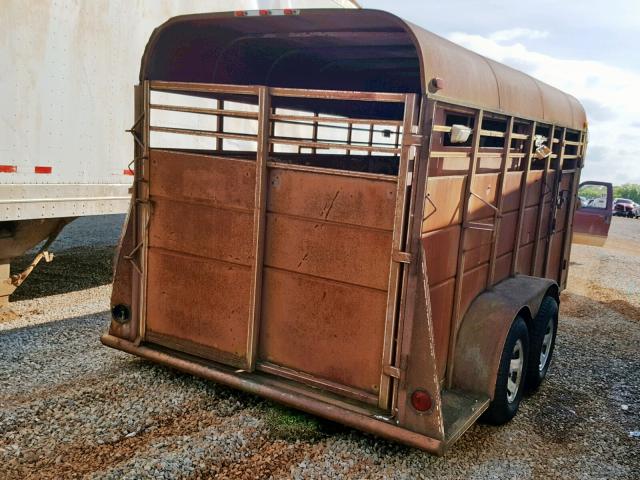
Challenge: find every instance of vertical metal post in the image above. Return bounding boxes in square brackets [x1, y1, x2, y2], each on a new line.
[487, 116, 515, 285]
[379, 93, 419, 410]
[558, 130, 585, 288]
[246, 87, 271, 371]
[136, 80, 151, 345]
[367, 123, 375, 157]
[543, 127, 567, 279]
[311, 111, 319, 155]
[346, 122, 353, 156]
[531, 124, 553, 276]
[216, 100, 224, 151]
[445, 109, 484, 388]
[511, 121, 537, 275]
[393, 97, 439, 424]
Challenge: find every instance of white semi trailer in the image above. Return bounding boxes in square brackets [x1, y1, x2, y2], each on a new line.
[0, 0, 359, 305]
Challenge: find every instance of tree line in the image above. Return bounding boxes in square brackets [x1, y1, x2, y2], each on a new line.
[580, 183, 640, 203]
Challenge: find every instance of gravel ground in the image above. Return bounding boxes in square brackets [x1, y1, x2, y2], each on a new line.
[1, 216, 639, 479]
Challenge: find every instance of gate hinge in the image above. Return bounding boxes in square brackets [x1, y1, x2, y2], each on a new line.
[392, 251, 412, 264]
[404, 134, 423, 146]
[383, 365, 401, 379]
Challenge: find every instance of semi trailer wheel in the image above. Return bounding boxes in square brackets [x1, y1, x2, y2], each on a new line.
[482, 316, 529, 425]
[526, 296, 558, 392]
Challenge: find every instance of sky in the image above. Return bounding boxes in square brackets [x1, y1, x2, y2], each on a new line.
[361, 0, 640, 185]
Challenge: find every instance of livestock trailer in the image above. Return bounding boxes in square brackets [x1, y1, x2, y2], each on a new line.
[103, 9, 612, 453]
[0, 0, 358, 305]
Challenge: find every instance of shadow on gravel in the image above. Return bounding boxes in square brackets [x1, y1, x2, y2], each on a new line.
[10, 245, 115, 301]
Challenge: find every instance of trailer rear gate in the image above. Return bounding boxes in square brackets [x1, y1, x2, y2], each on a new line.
[139, 83, 420, 412]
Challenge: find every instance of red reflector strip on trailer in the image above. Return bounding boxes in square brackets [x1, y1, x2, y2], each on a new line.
[123, 169, 134, 176]
[34, 166, 52, 174]
[235, 9, 299, 17]
[0, 165, 17, 173]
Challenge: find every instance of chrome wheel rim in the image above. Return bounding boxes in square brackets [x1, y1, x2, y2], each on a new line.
[507, 340, 524, 403]
[539, 316, 555, 372]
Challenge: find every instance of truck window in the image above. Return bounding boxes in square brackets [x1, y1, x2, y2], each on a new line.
[578, 184, 609, 209]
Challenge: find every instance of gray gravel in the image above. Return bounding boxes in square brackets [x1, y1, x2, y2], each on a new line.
[0, 217, 639, 479]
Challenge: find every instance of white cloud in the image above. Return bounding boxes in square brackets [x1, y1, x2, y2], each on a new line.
[489, 28, 549, 42]
[447, 31, 640, 185]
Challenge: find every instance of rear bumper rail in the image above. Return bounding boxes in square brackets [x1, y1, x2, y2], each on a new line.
[101, 333, 445, 455]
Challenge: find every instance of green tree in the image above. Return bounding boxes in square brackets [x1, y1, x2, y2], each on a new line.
[613, 184, 640, 203]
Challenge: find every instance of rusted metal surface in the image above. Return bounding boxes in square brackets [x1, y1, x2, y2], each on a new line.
[446, 109, 484, 387]
[104, 6, 603, 454]
[259, 266, 388, 396]
[452, 275, 556, 397]
[100, 333, 446, 455]
[139, 10, 585, 130]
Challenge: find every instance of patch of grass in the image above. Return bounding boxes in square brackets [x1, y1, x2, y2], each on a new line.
[263, 404, 328, 442]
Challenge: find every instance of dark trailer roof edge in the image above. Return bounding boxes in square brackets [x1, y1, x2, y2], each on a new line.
[140, 8, 586, 129]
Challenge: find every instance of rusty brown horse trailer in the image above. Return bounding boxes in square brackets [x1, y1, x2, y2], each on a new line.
[103, 9, 605, 454]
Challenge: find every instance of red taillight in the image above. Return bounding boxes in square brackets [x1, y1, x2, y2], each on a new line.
[411, 390, 433, 412]
[234, 10, 247, 17]
[259, 9, 271, 16]
[283, 8, 295, 15]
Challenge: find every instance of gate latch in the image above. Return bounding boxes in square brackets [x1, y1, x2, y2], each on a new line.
[392, 251, 412, 264]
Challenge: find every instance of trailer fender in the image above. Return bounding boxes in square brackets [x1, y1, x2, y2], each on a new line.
[451, 275, 558, 398]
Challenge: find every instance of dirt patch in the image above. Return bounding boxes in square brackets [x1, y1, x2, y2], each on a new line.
[5, 398, 228, 480]
[0, 308, 19, 323]
[561, 285, 640, 322]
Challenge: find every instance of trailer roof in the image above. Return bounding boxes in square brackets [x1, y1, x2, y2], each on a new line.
[141, 9, 585, 129]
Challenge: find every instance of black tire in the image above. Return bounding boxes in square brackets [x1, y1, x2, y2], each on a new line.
[481, 316, 529, 425]
[525, 296, 558, 392]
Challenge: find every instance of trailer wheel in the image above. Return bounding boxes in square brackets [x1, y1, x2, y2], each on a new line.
[525, 296, 558, 392]
[481, 316, 529, 425]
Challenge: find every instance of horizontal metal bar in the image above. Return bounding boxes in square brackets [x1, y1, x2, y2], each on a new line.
[429, 151, 469, 158]
[480, 129, 506, 138]
[464, 221, 495, 231]
[271, 113, 402, 127]
[150, 103, 259, 119]
[149, 126, 257, 142]
[100, 334, 445, 455]
[258, 362, 378, 406]
[433, 125, 529, 141]
[0, 195, 131, 205]
[564, 140, 583, 146]
[270, 137, 401, 154]
[150, 80, 259, 96]
[266, 161, 398, 183]
[270, 87, 406, 103]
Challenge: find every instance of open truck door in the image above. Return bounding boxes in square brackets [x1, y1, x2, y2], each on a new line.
[573, 181, 613, 246]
